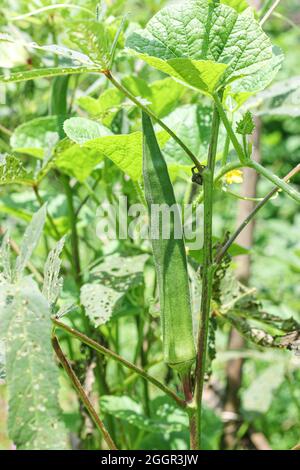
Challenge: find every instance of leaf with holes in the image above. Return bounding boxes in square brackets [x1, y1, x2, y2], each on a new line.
[42, 237, 65, 306]
[0, 66, 99, 84]
[16, 204, 47, 278]
[126, 0, 282, 95]
[68, 20, 111, 68]
[0, 277, 68, 449]
[0, 154, 33, 186]
[80, 255, 148, 326]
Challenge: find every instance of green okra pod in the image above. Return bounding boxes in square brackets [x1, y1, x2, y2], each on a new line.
[142, 112, 196, 374]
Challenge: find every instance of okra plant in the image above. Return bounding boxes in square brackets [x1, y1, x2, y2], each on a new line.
[0, 0, 300, 451]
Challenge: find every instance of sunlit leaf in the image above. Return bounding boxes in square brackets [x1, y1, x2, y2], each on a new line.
[10, 117, 59, 158]
[0, 66, 99, 84]
[16, 204, 47, 277]
[42, 237, 65, 305]
[127, 0, 282, 95]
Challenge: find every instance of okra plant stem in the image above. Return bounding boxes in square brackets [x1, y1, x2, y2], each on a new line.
[52, 336, 117, 450]
[214, 94, 300, 204]
[52, 318, 186, 409]
[194, 103, 221, 449]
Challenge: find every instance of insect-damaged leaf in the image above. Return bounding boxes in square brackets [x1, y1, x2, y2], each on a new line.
[127, 0, 282, 95]
[15, 204, 47, 277]
[42, 237, 65, 305]
[0, 66, 99, 84]
[0, 277, 68, 449]
[0, 154, 32, 186]
[81, 255, 148, 327]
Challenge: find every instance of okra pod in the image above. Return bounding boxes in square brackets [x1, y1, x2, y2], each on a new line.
[142, 112, 196, 374]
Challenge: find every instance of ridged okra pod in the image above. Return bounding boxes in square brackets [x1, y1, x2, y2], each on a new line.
[142, 112, 196, 374]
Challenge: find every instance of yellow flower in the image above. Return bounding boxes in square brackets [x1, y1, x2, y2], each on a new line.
[224, 169, 244, 185]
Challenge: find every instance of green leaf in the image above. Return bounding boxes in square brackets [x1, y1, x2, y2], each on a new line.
[189, 237, 249, 263]
[99, 395, 188, 433]
[54, 140, 104, 181]
[68, 20, 111, 68]
[242, 363, 285, 413]
[0, 340, 5, 381]
[0, 277, 68, 449]
[0, 67, 99, 84]
[250, 76, 300, 117]
[161, 104, 224, 165]
[229, 45, 284, 97]
[0, 33, 95, 66]
[77, 88, 124, 125]
[123, 76, 187, 118]
[0, 154, 33, 185]
[219, 0, 249, 12]
[10, 117, 59, 158]
[67, 128, 169, 181]
[63, 117, 112, 144]
[81, 255, 148, 327]
[126, 0, 281, 95]
[236, 111, 255, 135]
[16, 204, 47, 277]
[42, 237, 65, 306]
[128, 53, 227, 95]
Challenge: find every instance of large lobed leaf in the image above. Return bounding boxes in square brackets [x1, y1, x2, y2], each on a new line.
[0, 277, 68, 449]
[126, 0, 282, 95]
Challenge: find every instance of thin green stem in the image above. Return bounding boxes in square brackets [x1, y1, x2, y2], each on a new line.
[249, 160, 300, 204]
[194, 103, 221, 449]
[105, 71, 203, 172]
[214, 94, 300, 204]
[215, 163, 300, 264]
[52, 318, 186, 409]
[193, 161, 244, 207]
[213, 94, 247, 164]
[221, 133, 230, 166]
[51, 336, 117, 450]
[260, 0, 282, 26]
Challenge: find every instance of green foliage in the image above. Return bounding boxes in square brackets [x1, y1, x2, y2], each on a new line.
[236, 111, 255, 135]
[0, 0, 299, 452]
[0, 154, 32, 185]
[242, 363, 285, 413]
[0, 208, 67, 449]
[0, 277, 68, 449]
[127, 0, 281, 95]
[81, 255, 148, 326]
